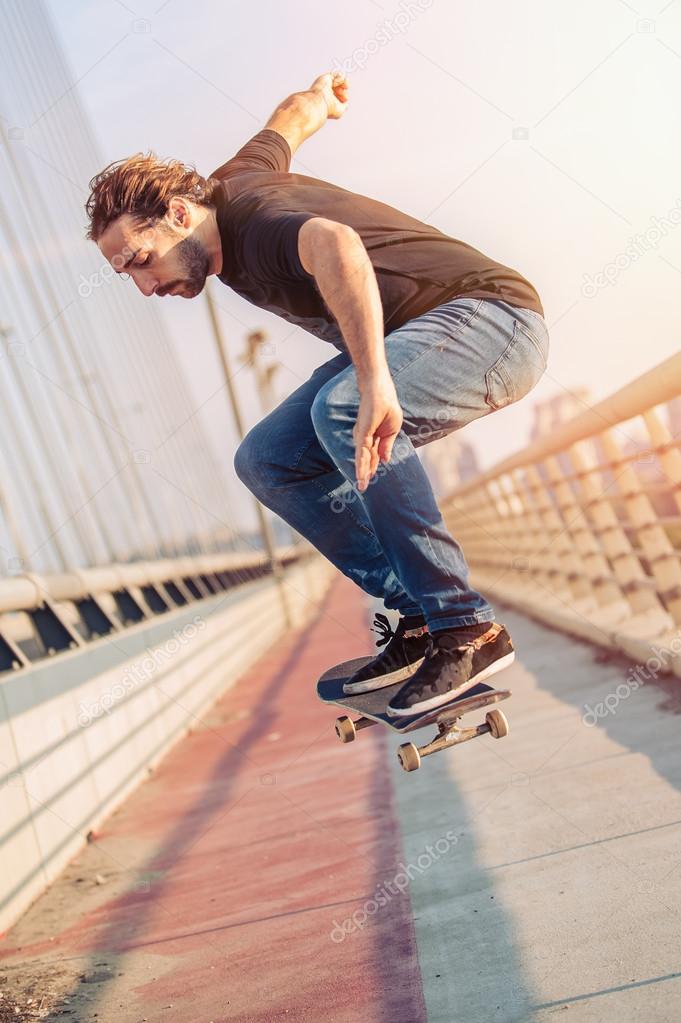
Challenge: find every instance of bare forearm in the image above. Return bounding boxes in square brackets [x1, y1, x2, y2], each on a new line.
[266, 91, 328, 155]
[300, 223, 387, 388]
[265, 72, 348, 156]
[299, 219, 403, 487]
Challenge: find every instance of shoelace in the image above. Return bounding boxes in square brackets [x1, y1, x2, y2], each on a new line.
[370, 612, 394, 648]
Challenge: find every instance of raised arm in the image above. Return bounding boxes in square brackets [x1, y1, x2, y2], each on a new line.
[265, 72, 349, 156]
[298, 217, 403, 493]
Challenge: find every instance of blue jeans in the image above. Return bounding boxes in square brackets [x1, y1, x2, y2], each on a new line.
[234, 298, 549, 631]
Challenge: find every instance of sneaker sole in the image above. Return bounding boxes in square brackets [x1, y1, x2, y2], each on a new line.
[386, 651, 515, 717]
[342, 657, 426, 695]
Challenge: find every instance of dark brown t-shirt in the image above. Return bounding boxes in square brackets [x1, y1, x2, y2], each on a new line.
[211, 130, 543, 349]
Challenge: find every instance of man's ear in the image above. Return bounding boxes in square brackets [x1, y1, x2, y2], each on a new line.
[166, 196, 190, 230]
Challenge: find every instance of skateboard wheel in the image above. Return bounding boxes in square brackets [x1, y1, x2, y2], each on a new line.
[486, 709, 509, 739]
[335, 715, 357, 743]
[397, 742, 421, 772]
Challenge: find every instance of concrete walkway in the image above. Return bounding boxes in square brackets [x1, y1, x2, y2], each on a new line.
[2, 577, 681, 1022]
[0, 578, 426, 1023]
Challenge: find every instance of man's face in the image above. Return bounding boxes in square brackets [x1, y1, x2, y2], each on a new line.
[98, 204, 210, 299]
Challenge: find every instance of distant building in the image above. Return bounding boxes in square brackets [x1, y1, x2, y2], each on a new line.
[418, 434, 480, 499]
[529, 388, 593, 443]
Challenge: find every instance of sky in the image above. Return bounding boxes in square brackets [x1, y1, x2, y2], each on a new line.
[44, 0, 681, 529]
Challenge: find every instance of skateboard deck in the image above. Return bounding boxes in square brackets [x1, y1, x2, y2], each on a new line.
[317, 655, 512, 772]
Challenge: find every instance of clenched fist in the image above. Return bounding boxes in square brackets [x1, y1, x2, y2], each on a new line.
[309, 71, 349, 120]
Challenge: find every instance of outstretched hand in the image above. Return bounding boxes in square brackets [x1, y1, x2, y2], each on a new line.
[354, 378, 403, 492]
[309, 71, 349, 120]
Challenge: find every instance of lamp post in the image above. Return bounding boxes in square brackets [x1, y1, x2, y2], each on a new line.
[241, 330, 279, 413]
[240, 330, 300, 548]
[203, 288, 281, 575]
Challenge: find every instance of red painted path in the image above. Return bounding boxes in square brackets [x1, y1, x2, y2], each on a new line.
[1, 577, 426, 1022]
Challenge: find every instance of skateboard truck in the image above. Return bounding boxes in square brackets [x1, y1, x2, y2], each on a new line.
[334, 706, 509, 772]
[396, 707, 509, 772]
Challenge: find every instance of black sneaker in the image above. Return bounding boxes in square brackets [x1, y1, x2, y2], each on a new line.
[386, 623, 514, 717]
[343, 613, 430, 695]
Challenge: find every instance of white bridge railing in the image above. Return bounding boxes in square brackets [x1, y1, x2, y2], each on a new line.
[441, 352, 681, 676]
[0, 547, 304, 674]
[0, 546, 334, 932]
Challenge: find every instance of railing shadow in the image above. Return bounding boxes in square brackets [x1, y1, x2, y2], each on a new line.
[385, 707, 538, 1020]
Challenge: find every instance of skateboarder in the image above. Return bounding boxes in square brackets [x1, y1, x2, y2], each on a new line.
[86, 71, 548, 717]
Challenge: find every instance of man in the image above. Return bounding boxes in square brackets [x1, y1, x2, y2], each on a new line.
[86, 72, 548, 717]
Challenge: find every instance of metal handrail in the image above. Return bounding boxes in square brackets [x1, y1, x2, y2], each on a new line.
[0, 546, 300, 614]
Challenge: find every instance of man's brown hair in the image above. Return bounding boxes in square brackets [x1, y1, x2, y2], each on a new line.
[85, 152, 217, 241]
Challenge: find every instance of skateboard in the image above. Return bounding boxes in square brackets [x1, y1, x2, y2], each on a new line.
[317, 655, 511, 773]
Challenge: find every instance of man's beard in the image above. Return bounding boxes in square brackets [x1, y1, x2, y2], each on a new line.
[158, 235, 210, 298]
